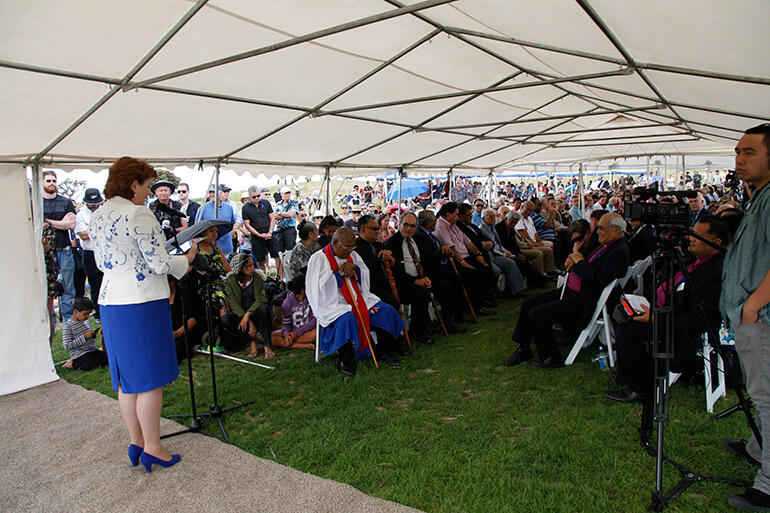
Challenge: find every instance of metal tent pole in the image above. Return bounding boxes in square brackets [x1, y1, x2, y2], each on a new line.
[214, 161, 220, 219]
[398, 168, 403, 209]
[324, 166, 331, 216]
[578, 163, 585, 215]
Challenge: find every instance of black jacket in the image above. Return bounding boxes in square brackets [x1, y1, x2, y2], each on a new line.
[627, 224, 656, 263]
[457, 222, 492, 264]
[412, 227, 451, 279]
[571, 237, 630, 330]
[355, 237, 390, 295]
[494, 220, 521, 257]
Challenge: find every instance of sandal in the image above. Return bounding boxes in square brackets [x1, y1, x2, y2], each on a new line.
[264, 347, 276, 360]
[248, 350, 259, 358]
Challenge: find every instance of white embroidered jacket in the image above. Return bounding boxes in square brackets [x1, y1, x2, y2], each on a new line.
[89, 197, 188, 305]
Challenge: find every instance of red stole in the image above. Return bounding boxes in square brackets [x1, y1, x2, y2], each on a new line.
[323, 244, 371, 350]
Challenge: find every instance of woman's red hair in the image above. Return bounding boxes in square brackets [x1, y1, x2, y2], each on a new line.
[104, 156, 157, 200]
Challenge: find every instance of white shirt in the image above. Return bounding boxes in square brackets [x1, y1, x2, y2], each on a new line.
[75, 206, 96, 251]
[305, 248, 380, 327]
[89, 197, 188, 305]
[402, 238, 419, 277]
[515, 215, 537, 240]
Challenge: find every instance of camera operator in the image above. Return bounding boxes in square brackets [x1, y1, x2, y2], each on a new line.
[603, 216, 728, 404]
[721, 123, 770, 512]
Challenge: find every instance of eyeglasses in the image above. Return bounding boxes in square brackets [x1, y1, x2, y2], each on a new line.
[402, 222, 417, 228]
[44, 179, 57, 183]
[178, 190, 187, 194]
[250, 195, 259, 200]
[365, 225, 381, 231]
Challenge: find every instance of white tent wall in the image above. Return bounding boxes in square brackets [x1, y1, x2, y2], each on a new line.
[0, 164, 58, 395]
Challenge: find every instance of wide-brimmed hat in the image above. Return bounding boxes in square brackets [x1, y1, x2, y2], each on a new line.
[82, 188, 104, 204]
[150, 180, 176, 194]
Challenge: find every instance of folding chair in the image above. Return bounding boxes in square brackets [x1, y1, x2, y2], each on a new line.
[702, 333, 727, 413]
[279, 249, 294, 283]
[564, 279, 619, 366]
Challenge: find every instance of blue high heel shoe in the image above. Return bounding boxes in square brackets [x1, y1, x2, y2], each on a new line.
[140, 451, 181, 473]
[128, 444, 143, 467]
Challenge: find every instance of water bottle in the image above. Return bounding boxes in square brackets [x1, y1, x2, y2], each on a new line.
[594, 347, 608, 370]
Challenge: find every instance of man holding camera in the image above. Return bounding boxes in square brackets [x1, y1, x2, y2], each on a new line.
[721, 123, 770, 512]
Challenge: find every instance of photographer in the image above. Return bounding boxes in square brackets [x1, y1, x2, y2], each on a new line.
[721, 123, 770, 511]
[603, 216, 728, 403]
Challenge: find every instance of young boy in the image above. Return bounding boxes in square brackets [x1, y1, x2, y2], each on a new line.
[61, 297, 108, 370]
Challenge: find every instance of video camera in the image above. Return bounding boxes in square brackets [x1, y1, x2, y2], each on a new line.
[623, 181, 694, 227]
[723, 169, 741, 193]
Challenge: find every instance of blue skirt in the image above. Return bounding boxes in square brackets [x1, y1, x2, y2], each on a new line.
[100, 299, 180, 394]
[320, 301, 405, 359]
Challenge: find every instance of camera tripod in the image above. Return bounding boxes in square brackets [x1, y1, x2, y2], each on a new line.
[638, 227, 758, 511]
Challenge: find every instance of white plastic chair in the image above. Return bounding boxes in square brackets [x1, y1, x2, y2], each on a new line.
[279, 248, 294, 283]
[667, 333, 726, 412]
[565, 278, 619, 366]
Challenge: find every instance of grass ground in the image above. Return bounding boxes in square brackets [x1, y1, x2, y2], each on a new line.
[52, 293, 753, 513]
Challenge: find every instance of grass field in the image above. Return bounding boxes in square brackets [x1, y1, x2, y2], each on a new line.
[52, 293, 754, 513]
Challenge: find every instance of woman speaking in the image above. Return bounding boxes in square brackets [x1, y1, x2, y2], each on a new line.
[89, 157, 197, 472]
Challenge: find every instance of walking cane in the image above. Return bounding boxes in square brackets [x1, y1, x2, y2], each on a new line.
[383, 261, 412, 348]
[449, 257, 476, 319]
[343, 277, 379, 369]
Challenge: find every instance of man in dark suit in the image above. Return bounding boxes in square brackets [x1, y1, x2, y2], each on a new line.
[494, 212, 546, 287]
[414, 209, 477, 324]
[604, 217, 728, 402]
[386, 213, 464, 338]
[627, 218, 656, 263]
[355, 214, 406, 364]
[503, 213, 631, 368]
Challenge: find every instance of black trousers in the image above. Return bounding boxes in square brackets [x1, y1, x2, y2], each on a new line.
[426, 269, 462, 321]
[82, 250, 103, 315]
[396, 279, 431, 333]
[221, 305, 273, 351]
[337, 326, 400, 368]
[614, 322, 701, 393]
[511, 288, 577, 359]
[464, 256, 496, 303]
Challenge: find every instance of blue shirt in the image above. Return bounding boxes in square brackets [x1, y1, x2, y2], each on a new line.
[275, 199, 299, 230]
[196, 201, 236, 254]
[530, 211, 555, 241]
[471, 211, 483, 227]
[721, 182, 770, 325]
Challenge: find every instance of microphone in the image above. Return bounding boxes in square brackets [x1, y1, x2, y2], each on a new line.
[155, 201, 186, 218]
[161, 219, 171, 230]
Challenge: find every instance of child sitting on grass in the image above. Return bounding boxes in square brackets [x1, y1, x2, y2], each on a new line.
[271, 273, 316, 350]
[61, 297, 108, 370]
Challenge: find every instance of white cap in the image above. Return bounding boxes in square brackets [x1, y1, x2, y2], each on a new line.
[281, 186, 291, 193]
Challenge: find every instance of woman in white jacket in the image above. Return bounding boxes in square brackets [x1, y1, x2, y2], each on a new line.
[90, 157, 197, 473]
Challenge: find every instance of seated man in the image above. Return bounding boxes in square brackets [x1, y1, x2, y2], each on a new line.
[433, 202, 496, 315]
[457, 204, 526, 298]
[503, 213, 630, 368]
[222, 253, 275, 359]
[412, 210, 471, 329]
[604, 217, 727, 402]
[306, 228, 406, 376]
[385, 212, 462, 339]
[516, 201, 556, 275]
[61, 296, 108, 370]
[497, 210, 547, 280]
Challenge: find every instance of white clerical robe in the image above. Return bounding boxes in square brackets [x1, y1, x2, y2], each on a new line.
[305, 249, 381, 327]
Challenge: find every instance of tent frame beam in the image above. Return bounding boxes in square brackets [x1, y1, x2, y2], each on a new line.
[494, 121, 683, 140]
[34, 0, 210, 160]
[444, 26, 770, 86]
[522, 131, 696, 145]
[125, 0, 455, 91]
[550, 137, 699, 149]
[320, 68, 631, 115]
[404, 92, 570, 166]
[427, 104, 664, 131]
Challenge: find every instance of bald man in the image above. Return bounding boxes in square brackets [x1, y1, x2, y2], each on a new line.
[306, 228, 405, 375]
[503, 213, 630, 369]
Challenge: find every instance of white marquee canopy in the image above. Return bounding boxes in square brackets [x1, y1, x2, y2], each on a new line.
[2, 0, 769, 395]
[2, 0, 768, 178]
